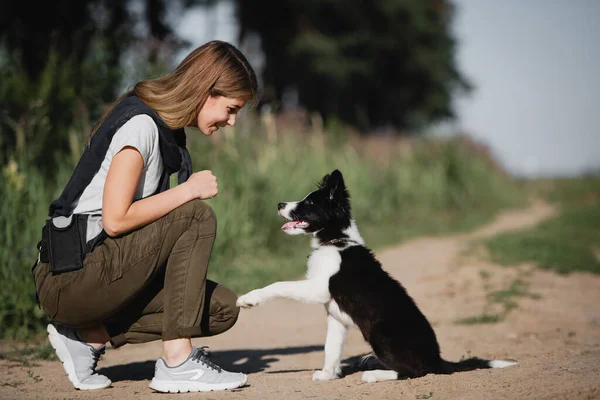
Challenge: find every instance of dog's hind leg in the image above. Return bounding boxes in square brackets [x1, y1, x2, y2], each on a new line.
[356, 353, 386, 370]
[312, 315, 347, 381]
[361, 370, 399, 383]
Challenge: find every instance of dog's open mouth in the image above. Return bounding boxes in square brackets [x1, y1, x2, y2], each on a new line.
[281, 220, 309, 231]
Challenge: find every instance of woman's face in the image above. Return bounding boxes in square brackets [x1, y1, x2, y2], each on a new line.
[196, 95, 246, 136]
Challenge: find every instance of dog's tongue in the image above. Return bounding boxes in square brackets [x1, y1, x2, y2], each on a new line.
[282, 220, 303, 230]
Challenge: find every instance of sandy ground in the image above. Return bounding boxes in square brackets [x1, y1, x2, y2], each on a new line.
[2, 200, 600, 400]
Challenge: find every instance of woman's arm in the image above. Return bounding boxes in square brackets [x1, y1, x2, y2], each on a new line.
[102, 146, 217, 237]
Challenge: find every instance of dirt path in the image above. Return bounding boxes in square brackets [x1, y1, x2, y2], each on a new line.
[2, 201, 600, 399]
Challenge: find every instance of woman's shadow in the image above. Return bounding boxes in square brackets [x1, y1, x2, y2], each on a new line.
[98, 347, 386, 382]
[98, 345, 326, 382]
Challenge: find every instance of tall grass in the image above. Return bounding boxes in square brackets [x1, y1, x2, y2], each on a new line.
[190, 114, 524, 292]
[0, 113, 524, 339]
[0, 157, 72, 339]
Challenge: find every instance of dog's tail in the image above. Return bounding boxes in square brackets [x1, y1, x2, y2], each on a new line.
[439, 357, 518, 374]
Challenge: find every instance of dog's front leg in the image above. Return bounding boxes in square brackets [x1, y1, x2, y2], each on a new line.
[237, 280, 329, 308]
[313, 315, 347, 381]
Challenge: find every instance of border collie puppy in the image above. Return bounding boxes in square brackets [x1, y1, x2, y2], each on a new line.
[236, 169, 518, 383]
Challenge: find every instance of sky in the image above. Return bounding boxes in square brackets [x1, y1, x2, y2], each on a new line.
[450, 0, 600, 177]
[172, 0, 600, 178]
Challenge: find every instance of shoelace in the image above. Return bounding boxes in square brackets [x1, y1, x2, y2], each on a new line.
[191, 346, 222, 372]
[89, 346, 106, 373]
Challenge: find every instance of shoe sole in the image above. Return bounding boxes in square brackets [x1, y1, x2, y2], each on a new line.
[149, 374, 248, 393]
[47, 324, 112, 390]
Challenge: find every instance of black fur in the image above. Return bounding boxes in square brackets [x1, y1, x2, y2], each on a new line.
[285, 169, 501, 378]
[330, 245, 494, 377]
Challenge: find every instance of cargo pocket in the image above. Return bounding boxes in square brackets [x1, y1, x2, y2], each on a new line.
[35, 265, 60, 320]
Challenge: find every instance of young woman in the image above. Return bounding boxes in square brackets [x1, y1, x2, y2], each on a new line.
[33, 40, 258, 393]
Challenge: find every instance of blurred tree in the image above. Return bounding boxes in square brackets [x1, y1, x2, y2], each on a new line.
[0, 0, 181, 170]
[0, 0, 473, 169]
[237, 0, 471, 133]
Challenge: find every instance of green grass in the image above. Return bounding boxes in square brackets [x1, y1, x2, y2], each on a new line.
[488, 278, 541, 304]
[456, 313, 503, 325]
[0, 159, 71, 339]
[0, 344, 57, 367]
[0, 114, 525, 339]
[483, 177, 600, 274]
[455, 277, 540, 325]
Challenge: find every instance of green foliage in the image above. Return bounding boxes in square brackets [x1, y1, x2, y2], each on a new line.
[238, 0, 470, 131]
[0, 42, 123, 172]
[3, 0, 473, 175]
[0, 156, 72, 339]
[0, 0, 176, 173]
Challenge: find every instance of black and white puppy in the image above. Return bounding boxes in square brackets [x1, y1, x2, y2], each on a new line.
[236, 169, 518, 383]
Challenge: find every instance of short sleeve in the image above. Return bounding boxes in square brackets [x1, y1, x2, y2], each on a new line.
[108, 114, 158, 167]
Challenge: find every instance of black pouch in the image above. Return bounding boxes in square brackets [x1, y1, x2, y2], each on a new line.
[43, 215, 86, 274]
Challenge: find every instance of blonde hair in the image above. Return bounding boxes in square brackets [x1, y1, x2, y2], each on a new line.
[91, 40, 258, 136]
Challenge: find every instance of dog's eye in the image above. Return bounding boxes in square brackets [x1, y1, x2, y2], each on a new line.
[305, 199, 314, 205]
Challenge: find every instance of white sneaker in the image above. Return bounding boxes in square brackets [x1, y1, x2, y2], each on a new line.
[47, 324, 111, 390]
[149, 346, 247, 393]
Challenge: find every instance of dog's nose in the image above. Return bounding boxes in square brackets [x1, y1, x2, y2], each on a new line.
[278, 202, 286, 211]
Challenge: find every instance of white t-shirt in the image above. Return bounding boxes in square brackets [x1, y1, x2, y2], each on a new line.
[73, 114, 164, 215]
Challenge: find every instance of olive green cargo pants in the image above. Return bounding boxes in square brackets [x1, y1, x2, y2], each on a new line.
[33, 200, 239, 348]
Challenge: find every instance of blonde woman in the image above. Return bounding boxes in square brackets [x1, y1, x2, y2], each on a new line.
[33, 40, 258, 393]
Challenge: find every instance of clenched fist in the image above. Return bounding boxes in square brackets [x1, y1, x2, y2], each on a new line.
[185, 170, 218, 200]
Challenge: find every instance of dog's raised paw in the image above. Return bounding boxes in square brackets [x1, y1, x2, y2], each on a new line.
[236, 291, 262, 308]
[312, 370, 340, 381]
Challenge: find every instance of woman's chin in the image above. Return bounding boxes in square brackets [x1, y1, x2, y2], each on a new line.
[200, 127, 215, 136]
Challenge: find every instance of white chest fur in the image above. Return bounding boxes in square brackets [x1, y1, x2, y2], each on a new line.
[306, 247, 342, 281]
[305, 247, 356, 327]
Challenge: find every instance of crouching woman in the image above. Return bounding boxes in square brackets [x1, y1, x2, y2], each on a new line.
[32, 40, 258, 393]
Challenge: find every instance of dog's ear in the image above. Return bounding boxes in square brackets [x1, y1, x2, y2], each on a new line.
[330, 169, 343, 183]
[327, 170, 347, 200]
[318, 173, 331, 189]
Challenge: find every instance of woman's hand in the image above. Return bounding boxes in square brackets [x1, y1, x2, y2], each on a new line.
[185, 170, 219, 200]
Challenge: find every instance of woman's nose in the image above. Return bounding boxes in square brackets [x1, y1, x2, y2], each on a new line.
[227, 114, 237, 126]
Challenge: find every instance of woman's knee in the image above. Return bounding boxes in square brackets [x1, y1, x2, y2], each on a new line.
[175, 199, 217, 234]
[190, 199, 216, 228]
[208, 284, 240, 335]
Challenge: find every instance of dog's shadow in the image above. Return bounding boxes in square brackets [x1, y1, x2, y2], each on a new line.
[98, 347, 386, 382]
